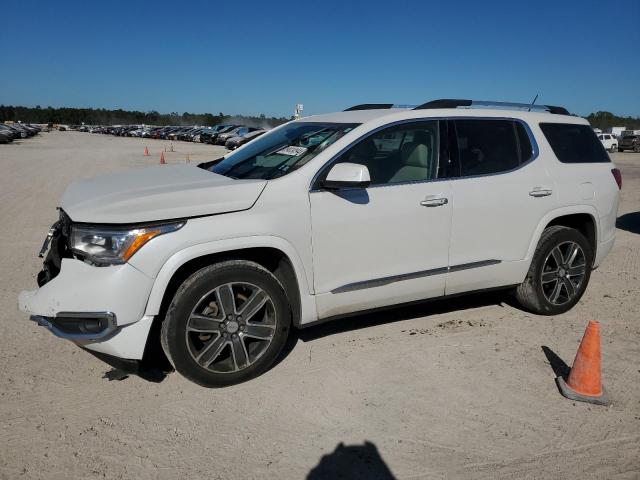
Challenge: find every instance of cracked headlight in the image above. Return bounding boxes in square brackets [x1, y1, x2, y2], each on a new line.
[70, 221, 184, 265]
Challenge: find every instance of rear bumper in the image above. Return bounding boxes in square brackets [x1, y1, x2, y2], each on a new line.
[594, 235, 615, 268]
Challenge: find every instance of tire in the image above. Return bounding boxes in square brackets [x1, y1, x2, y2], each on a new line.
[618, 148, 624, 152]
[515, 226, 593, 315]
[610, 145, 617, 153]
[161, 260, 291, 387]
[635, 145, 640, 153]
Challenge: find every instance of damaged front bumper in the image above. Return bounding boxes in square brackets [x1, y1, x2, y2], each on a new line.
[18, 258, 156, 360]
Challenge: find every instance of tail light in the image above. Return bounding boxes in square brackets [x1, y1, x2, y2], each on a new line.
[611, 168, 622, 189]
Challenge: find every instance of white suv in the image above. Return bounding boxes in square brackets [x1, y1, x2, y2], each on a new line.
[597, 133, 618, 153]
[19, 99, 621, 387]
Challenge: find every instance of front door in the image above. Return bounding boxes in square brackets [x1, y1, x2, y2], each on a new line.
[309, 120, 453, 319]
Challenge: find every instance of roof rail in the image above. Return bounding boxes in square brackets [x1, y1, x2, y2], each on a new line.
[413, 99, 570, 115]
[344, 104, 394, 111]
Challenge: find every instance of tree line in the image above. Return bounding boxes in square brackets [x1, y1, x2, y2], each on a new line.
[585, 111, 640, 131]
[1, 105, 639, 131]
[0, 105, 291, 128]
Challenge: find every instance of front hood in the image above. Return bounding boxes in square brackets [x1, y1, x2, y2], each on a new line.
[61, 165, 267, 224]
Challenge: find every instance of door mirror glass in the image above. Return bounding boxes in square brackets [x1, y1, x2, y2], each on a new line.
[321, 163, 371, 189]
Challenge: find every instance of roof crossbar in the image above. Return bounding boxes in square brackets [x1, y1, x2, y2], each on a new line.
[413, 99, 570, 115]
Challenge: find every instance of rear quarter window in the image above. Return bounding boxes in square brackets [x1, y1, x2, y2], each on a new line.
[539, 123, 610, 163]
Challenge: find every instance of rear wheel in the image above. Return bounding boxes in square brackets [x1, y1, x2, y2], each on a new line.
[161, 260, 291, 387]
[610, 144, 617, 153]
[515, 226, 592, 315]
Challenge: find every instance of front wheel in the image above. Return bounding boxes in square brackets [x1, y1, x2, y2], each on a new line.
[515, 226, 593, 315]
[610, 144, 617, 153]
[161, 260, 291, 387]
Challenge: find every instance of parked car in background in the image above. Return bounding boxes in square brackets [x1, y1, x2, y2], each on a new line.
[0, 124, 20, 140]
[597, 133, 618, 153]
[0, 123, 40, 143]
[618, 134, 640, 152]
[215, 126, 262, 145]
[202, 125, 239, 144]
[0, 129, 13, 143]
[225, 129, 267, 150]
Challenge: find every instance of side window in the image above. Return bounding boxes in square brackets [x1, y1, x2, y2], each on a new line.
[454, 119, 522, 176]
[333, 121, 439, 186]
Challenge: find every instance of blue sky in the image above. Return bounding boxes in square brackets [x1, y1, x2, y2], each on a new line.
[1, 0, 639, 118]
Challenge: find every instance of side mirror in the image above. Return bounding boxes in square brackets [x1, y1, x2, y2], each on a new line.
[321, 163, 371, 190]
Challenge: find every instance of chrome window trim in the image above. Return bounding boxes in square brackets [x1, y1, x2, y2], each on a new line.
[309, 116, 539, 192]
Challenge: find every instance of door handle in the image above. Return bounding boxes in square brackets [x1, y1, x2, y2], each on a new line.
[420, 197, 448, 207]
[529, 188, 552, 197]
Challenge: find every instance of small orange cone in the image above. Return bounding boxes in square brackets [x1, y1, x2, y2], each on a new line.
[160, 151, 166, 164]
[144, 146, 149, 156]
[556, 320, 609, 405]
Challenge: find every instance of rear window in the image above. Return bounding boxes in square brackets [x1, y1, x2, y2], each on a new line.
[453, 119, 533, 177]
[539, 123, 610, 163]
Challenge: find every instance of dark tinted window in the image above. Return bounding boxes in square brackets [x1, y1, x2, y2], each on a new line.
[515, 122, 534, 163]
[540, 123, 610, 163]
[333, 121, 439, 186]
[454, 119, 521, 176]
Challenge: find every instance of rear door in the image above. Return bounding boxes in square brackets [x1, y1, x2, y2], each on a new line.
[445, 118, 557, 294]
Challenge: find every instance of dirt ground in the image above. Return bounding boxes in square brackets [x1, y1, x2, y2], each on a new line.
[1, 131, 639, 479]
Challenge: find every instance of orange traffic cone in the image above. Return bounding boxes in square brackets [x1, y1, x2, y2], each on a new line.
[160, 151, 166, 164]
[556, 320, 609, 405]
[144, 146, 149, 156]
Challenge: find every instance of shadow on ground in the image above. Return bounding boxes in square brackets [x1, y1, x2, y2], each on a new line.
[100, 289, 514, 384]
[616, 212, 640, 234]
[541, 345, 571, 380]
[307, 441, 396, 480]
[296, 289, 511, 343]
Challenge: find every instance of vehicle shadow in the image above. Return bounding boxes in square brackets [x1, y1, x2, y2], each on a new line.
[105, 289, 513, 384]
[307, 441, 396, 480]
[296, 289, 511, 344]
[270, 289, 512, 371]
[616, 212, 640, 234]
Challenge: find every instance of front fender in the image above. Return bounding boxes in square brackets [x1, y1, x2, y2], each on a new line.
[142, 235, 318, 325]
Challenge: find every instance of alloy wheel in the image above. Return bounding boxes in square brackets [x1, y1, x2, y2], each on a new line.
[540, 241, 587, 305]
[185, 282, 277, 373]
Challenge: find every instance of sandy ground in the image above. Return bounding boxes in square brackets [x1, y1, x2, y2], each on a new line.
[0, 131, 639, 480]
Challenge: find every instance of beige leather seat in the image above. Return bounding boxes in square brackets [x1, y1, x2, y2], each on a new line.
[389, 133, 431, 183]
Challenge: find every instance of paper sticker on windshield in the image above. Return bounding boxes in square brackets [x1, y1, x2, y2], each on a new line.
[276, 146, 307, 156]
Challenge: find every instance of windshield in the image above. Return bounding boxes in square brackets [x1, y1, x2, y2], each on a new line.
[211, 122, 358, 180]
